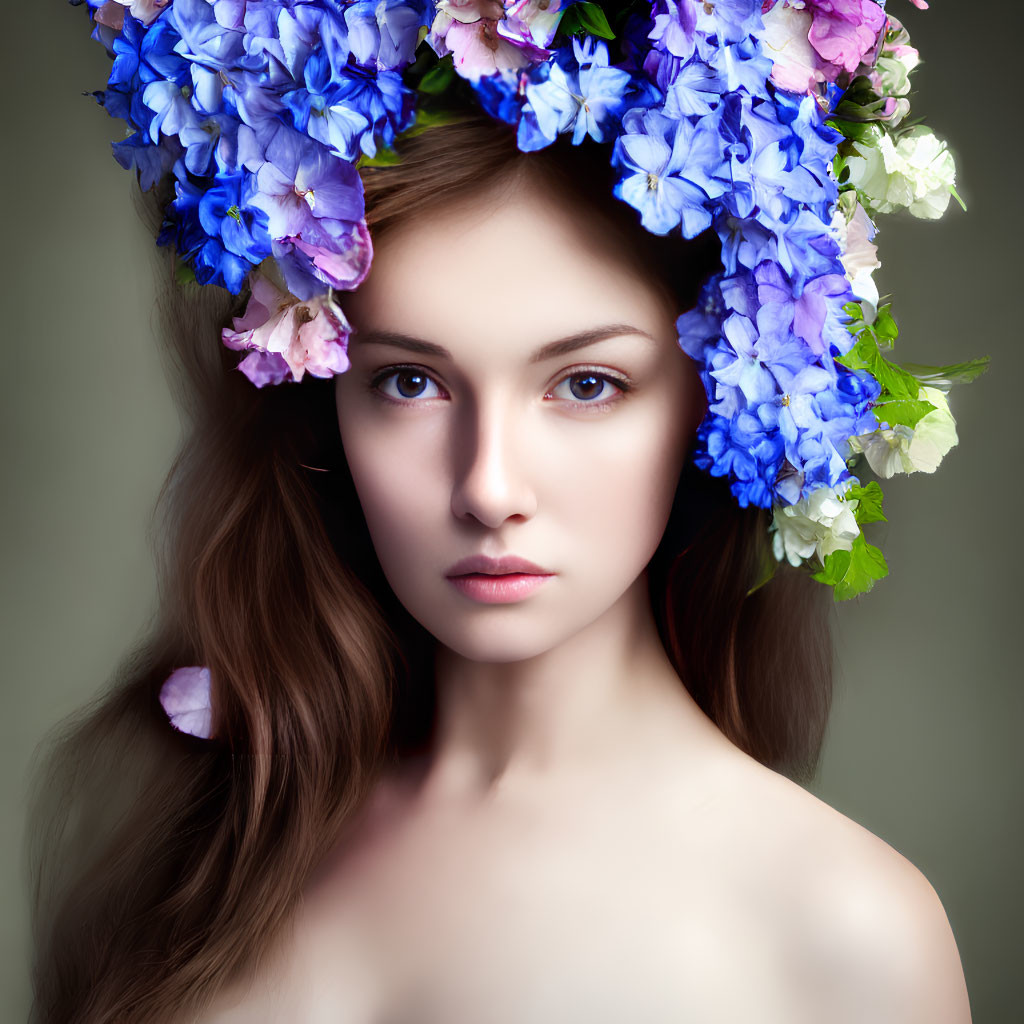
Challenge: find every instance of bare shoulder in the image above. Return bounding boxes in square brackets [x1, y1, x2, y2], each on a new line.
[717, 756, 973, 1023]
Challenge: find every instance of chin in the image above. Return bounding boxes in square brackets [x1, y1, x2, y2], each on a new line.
[421, 616, 568, 666]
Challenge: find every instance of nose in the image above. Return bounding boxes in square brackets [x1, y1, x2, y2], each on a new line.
[450, 395, 537, 529]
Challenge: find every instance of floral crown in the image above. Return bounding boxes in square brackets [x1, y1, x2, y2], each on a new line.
[75, 0, 984, 735]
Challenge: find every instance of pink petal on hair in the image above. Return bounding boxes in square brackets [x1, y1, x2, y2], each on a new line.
[159, 666, 214, 739]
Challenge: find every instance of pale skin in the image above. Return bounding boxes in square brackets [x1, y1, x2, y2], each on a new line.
[197, 169, 971, 1023]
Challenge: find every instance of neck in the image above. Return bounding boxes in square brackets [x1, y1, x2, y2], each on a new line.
[418, 575, 720, 806]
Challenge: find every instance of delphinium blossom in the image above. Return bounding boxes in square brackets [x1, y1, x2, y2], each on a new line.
[518, 37, 633, 148]
[75, 0, 981, 598]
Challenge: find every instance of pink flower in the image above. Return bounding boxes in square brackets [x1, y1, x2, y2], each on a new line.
[761, 3, 823, 94]
[222, 275, 352, 386]
[428, 0, 549, 80]
[160, 666, 213, 739]
[805, 0, 886, 75]
[761, 0, 888, 95]
[96, 0, 170, 29]
[502, 0, 572, 49]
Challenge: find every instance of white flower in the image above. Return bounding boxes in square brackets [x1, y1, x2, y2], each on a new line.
[761, 3, 820, 95]
[847, 386, 958, 477]
[831, 200, 881, 318]
[771, 485, 861, 568]
[845, 126, 957, 220]
[874, 45, 920, 99]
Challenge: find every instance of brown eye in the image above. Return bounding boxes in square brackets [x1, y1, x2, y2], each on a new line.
[549, 371, 627, 405]
[395, 370, 428, 398]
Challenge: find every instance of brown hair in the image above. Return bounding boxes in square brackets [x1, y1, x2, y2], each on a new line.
[26, 116, 832, 1023]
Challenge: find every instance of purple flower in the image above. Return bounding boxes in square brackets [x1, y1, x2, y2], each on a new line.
[248, 134, 371, 297]
[345, 0, 432, 71]
[649, 1, 699, 62]
[222, 273, 352, 384]
[159, 665, 213, 739]
[169, 0, 247, 70]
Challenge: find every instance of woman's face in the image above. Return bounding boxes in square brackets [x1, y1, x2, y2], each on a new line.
[334, 171, 703, 664]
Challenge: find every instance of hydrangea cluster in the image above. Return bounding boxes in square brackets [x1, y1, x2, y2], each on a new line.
[75, 0, 982, 614]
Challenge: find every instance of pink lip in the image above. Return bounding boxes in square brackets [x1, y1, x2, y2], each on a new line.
[446, 554, 553, 577]
[445, 554, 555, 605]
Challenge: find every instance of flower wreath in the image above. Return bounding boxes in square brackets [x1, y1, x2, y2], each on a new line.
[73, 0, 985, 735]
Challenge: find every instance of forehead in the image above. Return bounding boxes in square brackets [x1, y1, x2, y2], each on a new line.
[344, 179, 676, 361]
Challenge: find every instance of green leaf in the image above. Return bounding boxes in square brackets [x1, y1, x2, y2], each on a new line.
[845, 481, 886, 524]
[825, 117, 879, 144]
[837, 336, 921, 401]
[403, 107, 465, 137]
[872, 397, 937, 429]
[559, 2, 615, 40]
[949, 183, 967, 212]
[174, 262, 197, 286]
[901, 356, 990, 388]
[417, 57, 454, 96]
[356, 146, 401, 168]
[812, 534, 889, 601]
[873, 303, 898, 347]
[746, 550, 778, 597]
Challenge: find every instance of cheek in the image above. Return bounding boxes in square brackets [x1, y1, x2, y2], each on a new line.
[336, 403, 449, 566]
[537, 400, 691, 565]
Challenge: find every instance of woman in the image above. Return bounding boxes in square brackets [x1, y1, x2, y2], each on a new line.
[28, 3, 973, 1022]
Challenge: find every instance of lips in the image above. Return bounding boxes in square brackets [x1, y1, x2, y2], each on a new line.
[445, 554, 553, 578]
[445, 554, 555, 605]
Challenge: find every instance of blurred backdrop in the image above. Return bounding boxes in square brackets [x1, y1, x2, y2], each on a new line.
[3, 2, 1021, 1021]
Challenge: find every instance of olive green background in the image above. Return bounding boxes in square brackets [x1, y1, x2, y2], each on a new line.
[4, 3, 1021, 1021]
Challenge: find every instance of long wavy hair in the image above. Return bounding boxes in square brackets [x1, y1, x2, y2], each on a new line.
[26, 116, 833, 1023]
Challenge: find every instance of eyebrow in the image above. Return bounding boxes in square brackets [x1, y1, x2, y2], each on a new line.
[353, 324, 656, 363]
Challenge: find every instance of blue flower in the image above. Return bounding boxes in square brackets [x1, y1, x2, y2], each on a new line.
[695, 0, 763, 45]
[143, 80, 202, 144]
[696, 410, 785, 509]
[344, 0, 431, 71]
[706, 35, 772, 100]
[95, 12, 187, 132]
[612, 107, 728, 237]
[286, 54, 413, 159]
[178, 111, 239, 175]
[169, 0, 247, 71]
[649, 0, 699, 63]
[112, 131, 181, 191]
[198, 170, 273, 265]
[472, 70, 528, 126]
[663, 57, 724, 117]
[159, 174, 262, 293]
[517, 38, 633, 151]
